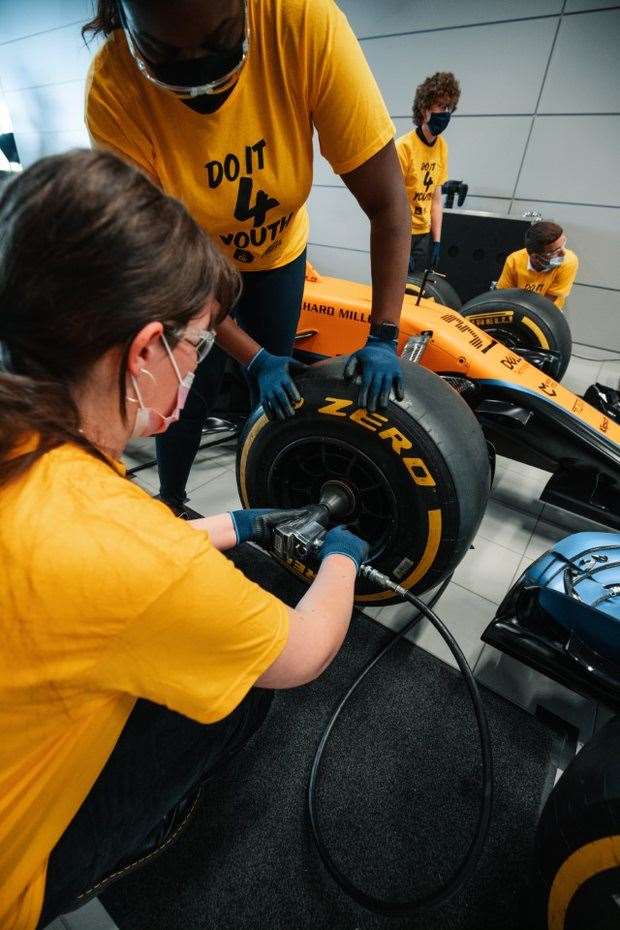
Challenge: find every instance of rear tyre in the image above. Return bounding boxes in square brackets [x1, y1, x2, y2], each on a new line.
[461, 288, 573, 380]
[236, 357, 490, 604]
[405, 271, 463, 311]
[536, 716, 620, 930]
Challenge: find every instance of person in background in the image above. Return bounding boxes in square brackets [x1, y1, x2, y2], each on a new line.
[496, 220, 579, 310]
[0, 150, 368, 930]
[396, 71, 461, 275]
[83, 0, 410, 517]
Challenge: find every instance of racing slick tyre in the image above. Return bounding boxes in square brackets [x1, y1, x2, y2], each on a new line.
[405, 271, 463, 311]
[236, 356, 491, 605]
[535, 715, 620, 930]
[460, 288, 573, 381]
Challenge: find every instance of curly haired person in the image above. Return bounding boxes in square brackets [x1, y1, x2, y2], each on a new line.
[396, 72, 461, 275]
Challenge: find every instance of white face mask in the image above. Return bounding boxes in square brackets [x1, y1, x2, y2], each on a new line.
[128, 335, 194, 438]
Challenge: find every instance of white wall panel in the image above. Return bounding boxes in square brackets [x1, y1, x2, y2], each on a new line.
[516, 116, 620, 206]
[0, 23, 98, 91]
[307, 243, 371, 283]
[562, 284, 620, 351]
[339, 0, 561, 37]
[4, 81, 86, 133]
[312, 150, 341, 187]
[0, 0, 91, 44]
[425, 117, 531, 198]
[13, 128, 90, 168]
[510, 199, 620, 290]
[539, 9, 620, 114]
[361, 18, 558, 116]
[307, 185, 369, 251]
[564, 0, 620, 12]
[0, 85, 13, 133]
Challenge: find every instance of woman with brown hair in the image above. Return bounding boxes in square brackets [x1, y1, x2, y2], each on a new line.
[0, 149, 367, 930]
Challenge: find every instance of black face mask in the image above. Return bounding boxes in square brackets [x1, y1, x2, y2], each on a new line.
[427, 112, 451, 136]
[150, 43, 244, 90]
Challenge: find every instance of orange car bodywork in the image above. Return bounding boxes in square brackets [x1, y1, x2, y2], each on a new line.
[298, 267, 620, 448]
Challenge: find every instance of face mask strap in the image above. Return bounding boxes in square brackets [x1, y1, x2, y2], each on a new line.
[161, 333, 185, 383]
[127, 374, 145, 407]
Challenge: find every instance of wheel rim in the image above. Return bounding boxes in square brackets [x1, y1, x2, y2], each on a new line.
[266, 437, 400, 560]
[478, 322, 542, 352]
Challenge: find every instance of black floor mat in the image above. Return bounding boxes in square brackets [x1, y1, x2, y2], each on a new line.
[102, 545, 553, 930]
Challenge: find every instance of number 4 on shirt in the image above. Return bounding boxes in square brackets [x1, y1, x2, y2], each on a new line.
[234, 177, 280, 228]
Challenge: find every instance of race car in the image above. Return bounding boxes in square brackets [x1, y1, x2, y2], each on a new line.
[294, 264, 620, 532]
[234, 264, 619, 602]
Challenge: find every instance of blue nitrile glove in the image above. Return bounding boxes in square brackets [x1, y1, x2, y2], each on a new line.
[318, 526, 369, 572]
[230, 507, 308, 545]
[343, 336, 405, 413]
[430, 240, 441, 269]
[245, 348, 306, 421]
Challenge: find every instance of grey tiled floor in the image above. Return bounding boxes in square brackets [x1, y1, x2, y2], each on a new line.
[44, 898, 119, 930]
[45, 348, 619, 930]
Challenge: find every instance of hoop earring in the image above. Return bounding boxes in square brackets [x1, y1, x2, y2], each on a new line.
[139, 367, 157, 385]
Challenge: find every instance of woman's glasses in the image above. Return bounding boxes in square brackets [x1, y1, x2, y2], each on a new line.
[170, 326, 217, 363]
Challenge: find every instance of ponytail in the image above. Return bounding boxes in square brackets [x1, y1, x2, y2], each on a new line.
[82, 0, 121, 41]
[0, 366, 108, 488]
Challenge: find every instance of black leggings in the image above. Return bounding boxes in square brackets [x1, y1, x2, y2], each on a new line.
[156, 248, 307, 503]
[38, 689, 273, 927]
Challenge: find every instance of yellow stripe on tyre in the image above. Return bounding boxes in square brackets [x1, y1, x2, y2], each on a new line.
[238, 413, 270, 508]
[548, 835, 620, 930]
[520, 315, 550, 350]
[356, 508, 442, 603]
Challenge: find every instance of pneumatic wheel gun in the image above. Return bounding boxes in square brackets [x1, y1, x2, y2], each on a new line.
[271, 482, 355, 565]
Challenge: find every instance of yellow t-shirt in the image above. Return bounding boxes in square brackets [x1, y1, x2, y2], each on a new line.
[496, 247, 579, 310]
[395, 129, 448, 235]
[0, 443, 288, 930]
[85, 0, 394, 272]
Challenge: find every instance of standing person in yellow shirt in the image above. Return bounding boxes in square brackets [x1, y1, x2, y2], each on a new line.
[496, 220, 579, 310]
[0, 149, 368, 930]
[83, 0, 410, 517]
[396, 71, 461, 275]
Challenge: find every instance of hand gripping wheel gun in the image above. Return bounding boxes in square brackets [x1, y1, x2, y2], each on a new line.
[271, 481, 356, 565]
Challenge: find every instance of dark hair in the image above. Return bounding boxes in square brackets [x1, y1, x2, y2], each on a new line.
[525, 220, 564, 254]
[412, 72, 461, 126]
[0, 148, 240, 488]
[82, 0, 121, 40]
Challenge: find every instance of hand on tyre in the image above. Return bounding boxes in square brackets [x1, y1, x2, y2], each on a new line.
[318, 526, 369, 572]
[430, 241, 441, 269]
[229, 507, 309, 546]
[344, 336, 404, 413]
[245, 348, 306, 420]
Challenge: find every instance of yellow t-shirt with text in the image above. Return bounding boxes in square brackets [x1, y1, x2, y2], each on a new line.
[0, 444, 288, 930]
[85, 0, 394, 271]
[497, 247, 579, 309]
[396, 129, 448, 235]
